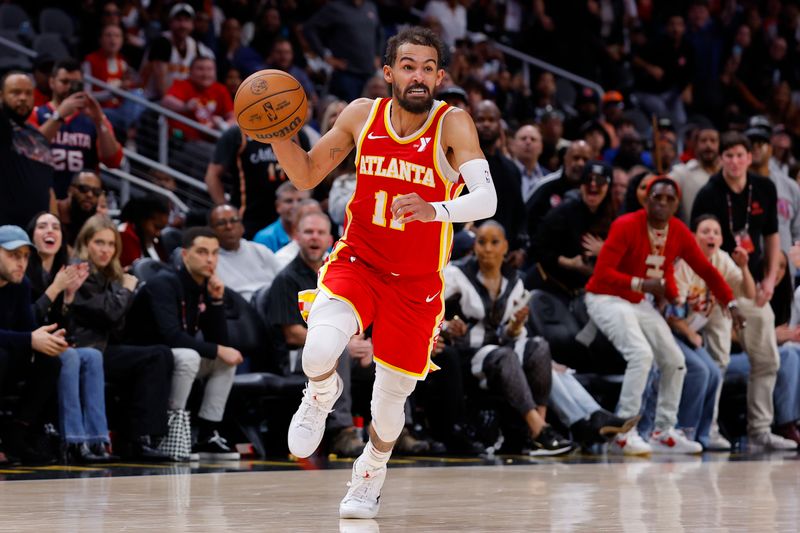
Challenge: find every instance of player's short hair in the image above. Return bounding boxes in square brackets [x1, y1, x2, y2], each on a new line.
[385, 26, 446, 69]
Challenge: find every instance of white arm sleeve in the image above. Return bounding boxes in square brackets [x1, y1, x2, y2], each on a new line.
[430, 158, 497, 223]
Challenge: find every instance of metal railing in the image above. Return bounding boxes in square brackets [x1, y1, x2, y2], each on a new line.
[101, 165, 190, 212]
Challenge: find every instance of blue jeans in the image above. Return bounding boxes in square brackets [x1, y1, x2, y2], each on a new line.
[58, 347, 109, 444]
[638, 337, 720, 442]
[675, 339, 720, 444]
[727, 347, 800, 426]
[103, 88, 147, 132]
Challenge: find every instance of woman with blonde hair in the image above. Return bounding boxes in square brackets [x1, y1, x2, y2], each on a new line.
[70, 215, 174, 460]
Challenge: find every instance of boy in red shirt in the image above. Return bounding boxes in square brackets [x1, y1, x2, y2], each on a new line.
[585, 177, 743, 455]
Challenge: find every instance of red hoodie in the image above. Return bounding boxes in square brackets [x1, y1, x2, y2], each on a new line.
[586, 209, 733, 305]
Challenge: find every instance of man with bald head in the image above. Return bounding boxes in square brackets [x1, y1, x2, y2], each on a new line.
[510, 124, 545, 203]
[0, 71, 56, 226]
[525, 140, 593, 252]
[210, 204, 281, 300]
[474, 100, 527, 266]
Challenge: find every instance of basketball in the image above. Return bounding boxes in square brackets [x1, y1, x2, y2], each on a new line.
[234, 69, 308, 143]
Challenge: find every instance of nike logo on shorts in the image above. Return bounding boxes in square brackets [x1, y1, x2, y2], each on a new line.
[368, 132, 389, 140]
[425, 292, 440, 303]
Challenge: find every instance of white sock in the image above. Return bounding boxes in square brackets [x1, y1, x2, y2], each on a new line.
[308, 372, 338, 401]
[361, 440, 391, 471]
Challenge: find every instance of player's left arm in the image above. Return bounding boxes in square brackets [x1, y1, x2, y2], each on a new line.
[391, 109, 497, 224]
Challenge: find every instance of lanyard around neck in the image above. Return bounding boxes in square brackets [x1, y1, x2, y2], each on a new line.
[726, 182, 752, 236]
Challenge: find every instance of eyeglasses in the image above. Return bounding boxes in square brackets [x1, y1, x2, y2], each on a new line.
[74, 184, 103, 196]
[211, 217, 242, 228]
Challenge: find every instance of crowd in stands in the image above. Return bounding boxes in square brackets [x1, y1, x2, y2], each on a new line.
[4, 0, 800, 465]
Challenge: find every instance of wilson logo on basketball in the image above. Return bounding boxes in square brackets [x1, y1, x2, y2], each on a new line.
[251, 79, 268, 95]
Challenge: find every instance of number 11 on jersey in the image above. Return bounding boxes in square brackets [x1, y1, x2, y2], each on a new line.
[372, 190, 405, 231]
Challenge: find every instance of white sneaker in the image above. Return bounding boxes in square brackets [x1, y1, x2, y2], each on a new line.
[748, 431, 799, 452]
[705, 429, 732, 451]
[339, 456, 386, 519]
[649, 427, 703, 454]
[288, 374, 343, 458]
[609, 428, 652, 456]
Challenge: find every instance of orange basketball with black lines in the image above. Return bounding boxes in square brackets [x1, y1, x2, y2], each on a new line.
[234, 69, 307, 142]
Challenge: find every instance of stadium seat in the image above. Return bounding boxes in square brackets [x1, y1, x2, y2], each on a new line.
[0, 30, 31, 70]
[223, 289, 267, 360]
[130, 257, 173, 284]
[32, 33, 68, 60]
[158, 227, 183, 256]
[38, 8, 73, 39]
[0, 4, 30, 32]
[250, 285, 270, 328]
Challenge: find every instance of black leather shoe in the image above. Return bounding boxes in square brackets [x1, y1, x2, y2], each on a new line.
[590, 410, 640, 440]
[443, 424, 486, 455]
[67, 442, 107, 464]
[130, 436, 173, 462]
[3, 423, 57, 466]
[89, 442, 119, 462]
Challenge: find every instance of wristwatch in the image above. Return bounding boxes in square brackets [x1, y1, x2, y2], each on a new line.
[50, 110, 65, 123]
[727, 301, 738, 311]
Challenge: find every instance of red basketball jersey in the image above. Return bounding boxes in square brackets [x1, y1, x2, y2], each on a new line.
[340, 98, 464, 276]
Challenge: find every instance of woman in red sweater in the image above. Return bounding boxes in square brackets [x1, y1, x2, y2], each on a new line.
[584, 177, 744, 456]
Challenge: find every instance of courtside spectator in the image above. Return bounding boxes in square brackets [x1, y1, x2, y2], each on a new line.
[214, 18, 263, 81]
[266, 38, 317, 104]
[274, 199, 325, 270]
[30, 59, 123, 199]
[25, 213, 114, 463]
[127, 227, 243, 460]
[0, 225, 65, 465]
[70, 215, 173, 461]
[210, 205, 281, 301]
[585, 177, 737, 455]
[691, 132, 793, 451]
[0, 72, 56, 227]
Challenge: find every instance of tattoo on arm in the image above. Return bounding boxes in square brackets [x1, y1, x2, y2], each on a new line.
[330, 147, 343, 160]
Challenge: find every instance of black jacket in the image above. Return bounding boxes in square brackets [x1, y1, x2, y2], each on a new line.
[125, 267, 228, 359]
[68, 270, 134, 351]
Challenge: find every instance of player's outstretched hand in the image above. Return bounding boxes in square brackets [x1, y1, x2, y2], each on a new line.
[391, 193, 436, 224]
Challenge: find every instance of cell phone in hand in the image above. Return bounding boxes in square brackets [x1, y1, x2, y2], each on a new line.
[509, 290, 532, 315]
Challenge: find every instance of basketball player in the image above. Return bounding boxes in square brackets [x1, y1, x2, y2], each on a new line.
[269, 27, 497, 518]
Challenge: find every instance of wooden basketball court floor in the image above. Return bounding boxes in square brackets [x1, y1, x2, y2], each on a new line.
[1, 453, 799, 531]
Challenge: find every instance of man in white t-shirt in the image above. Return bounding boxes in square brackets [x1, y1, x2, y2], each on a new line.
[210, 204, 281, 301]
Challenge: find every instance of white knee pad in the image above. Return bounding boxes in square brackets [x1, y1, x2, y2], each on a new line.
[370, 366, 418, 443]
[302, 292, 359, 377]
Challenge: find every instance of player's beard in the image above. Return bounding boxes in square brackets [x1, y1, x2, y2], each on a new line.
[394, 82, 433, 114]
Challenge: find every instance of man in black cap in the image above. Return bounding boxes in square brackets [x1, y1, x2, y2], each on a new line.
[745, 116, 800, 263]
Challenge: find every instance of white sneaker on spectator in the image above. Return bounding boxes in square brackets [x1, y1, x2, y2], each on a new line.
[609, 427, 652, 456]
[705, 429, 732, 451]
[649, 428, 703, 454]
[748, 431, 798, 452]
[339, 456, 386, 519]
[288, 374, 343, 458]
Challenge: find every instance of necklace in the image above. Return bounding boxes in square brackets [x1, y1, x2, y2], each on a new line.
[645, 222, 668, 279]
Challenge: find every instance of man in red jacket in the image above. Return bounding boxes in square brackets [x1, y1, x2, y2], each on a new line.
[585, 177, 744, 455]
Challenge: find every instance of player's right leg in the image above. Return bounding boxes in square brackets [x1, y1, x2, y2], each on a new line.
[288, 292, 359, 458]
